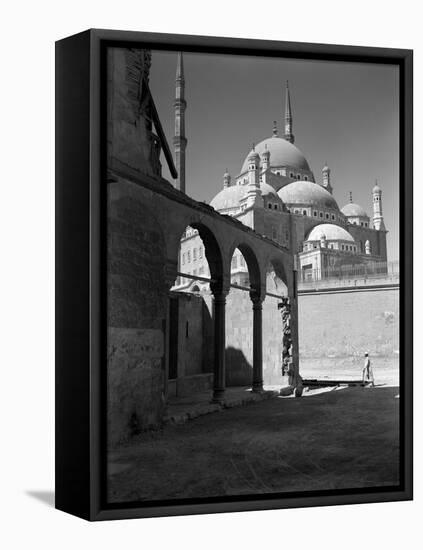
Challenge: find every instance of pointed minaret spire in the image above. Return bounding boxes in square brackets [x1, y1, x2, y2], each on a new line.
[284, 80, 294, 144]
[174, 52, 187, 193]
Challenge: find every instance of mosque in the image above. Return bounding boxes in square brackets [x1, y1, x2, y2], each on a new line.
[173, 55, 388, 292]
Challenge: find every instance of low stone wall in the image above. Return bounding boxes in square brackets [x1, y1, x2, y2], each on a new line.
[298, 287, 399, 360]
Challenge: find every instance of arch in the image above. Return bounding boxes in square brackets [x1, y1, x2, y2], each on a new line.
[227, 240, 262, 295]
[267, 254, 290, 288]
[171, 216, 225, 293]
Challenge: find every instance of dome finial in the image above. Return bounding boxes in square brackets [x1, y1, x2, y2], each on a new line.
[349, 191, 353, 203]
[272, 121, 278, 137]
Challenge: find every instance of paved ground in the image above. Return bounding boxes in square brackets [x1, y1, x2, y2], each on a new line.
[108, 384, 400, 503]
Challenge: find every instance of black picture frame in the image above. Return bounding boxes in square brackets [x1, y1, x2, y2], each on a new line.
[55, 28, 413, 521]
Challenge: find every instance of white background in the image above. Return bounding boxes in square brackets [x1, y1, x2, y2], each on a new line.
[0, 1, 420, 548]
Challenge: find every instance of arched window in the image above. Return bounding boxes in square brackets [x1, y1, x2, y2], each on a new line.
[182, 253, 186, 265]
[319, 212, 323, 218]
[304, 176, 308, 181]
[193, 248, 197, 261]
[303, 210, 307, 216]
[187, 250, 191, 263]
[313, 211, 318, 217]
[274, 204, 278, 210]
[325, 213, 329, 220]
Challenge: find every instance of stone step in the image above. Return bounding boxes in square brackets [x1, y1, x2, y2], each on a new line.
[163, 389, 279, 426]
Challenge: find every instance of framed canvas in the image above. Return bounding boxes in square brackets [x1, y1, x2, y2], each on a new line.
[55, 29, 413, 521]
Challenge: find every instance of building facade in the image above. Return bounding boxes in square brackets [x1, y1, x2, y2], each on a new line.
[174, 79, 388, 292]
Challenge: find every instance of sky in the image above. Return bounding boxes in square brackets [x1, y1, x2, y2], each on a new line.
[149, 50, 399, 262]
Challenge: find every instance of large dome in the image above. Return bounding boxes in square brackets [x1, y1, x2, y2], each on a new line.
[278, 180, 339, 210]
[341, 202, 368, 218]
[307, 223, 355, 242]
[240, 136, 311, 174]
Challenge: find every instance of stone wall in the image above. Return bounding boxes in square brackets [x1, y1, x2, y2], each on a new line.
[298, 287, 399, 360]
[107, 192, 167, 448]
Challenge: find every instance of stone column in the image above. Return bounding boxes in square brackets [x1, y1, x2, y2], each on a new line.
[212, 291, 227, 402]
[251, 296, 264, 392]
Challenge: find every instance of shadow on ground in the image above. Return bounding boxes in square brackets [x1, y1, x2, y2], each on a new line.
[26, 490, 55, 508]
[108, 385, 400, 504]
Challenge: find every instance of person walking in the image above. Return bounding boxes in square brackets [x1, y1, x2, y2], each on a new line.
[362, 352, 374, 387]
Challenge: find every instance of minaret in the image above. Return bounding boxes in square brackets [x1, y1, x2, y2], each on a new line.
[322, 163, 333, 194]
[174, 52, 187, 193]
[246, 147, 262, 208]
[372, 180, 385, 230]
[284, 81, 294, 144]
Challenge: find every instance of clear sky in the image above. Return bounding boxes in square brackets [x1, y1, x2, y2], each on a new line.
[149, 50, 399, 262]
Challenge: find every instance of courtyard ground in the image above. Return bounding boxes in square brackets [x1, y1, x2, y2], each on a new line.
[108, 383, 400, 503]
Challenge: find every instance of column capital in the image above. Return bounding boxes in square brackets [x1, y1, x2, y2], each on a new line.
[210, 278, 230, 299]
[249, 286, 265, 305]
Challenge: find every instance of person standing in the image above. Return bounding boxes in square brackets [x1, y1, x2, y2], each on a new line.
[362, 352, 374, 387]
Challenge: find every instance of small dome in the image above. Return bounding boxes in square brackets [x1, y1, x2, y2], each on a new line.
[210, 185, 246, 211]
[341, 202, 368, 218]
[278, 180, 339, 210]
[373, 183, 381, 193]
[247, 149, 260, 162]
[307, 223, 355, 243]
[210, 182, 282, 212]
[241, 136, 310, 174]
[260, 182, 280, 199]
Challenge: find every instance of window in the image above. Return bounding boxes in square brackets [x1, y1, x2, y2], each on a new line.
[303, 210, 307, 216]
[193, 248, 197, 261]
[297, 174, 301, 180]
[290, 172, 294, 178]
[274, 204, 278, 210]
[294, 209, 299, 214]
[268, 203, 272, 209]
[325, 213, 329, 220]
[199, 246, 203, 258]
[272, 227, 277, 240]
[319, 212, 323, 218]
[313, 211, 317, 217]
[364, 222, 368, 227]
[187, 251, 191, 263]
[182, 253, 185, 265]
[304, 176, 308, 181]
[341, 245, 344, 250]
[231, 256, 237, 269]
[331, 214, 335, 221]
[240, 256, 245, 267]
